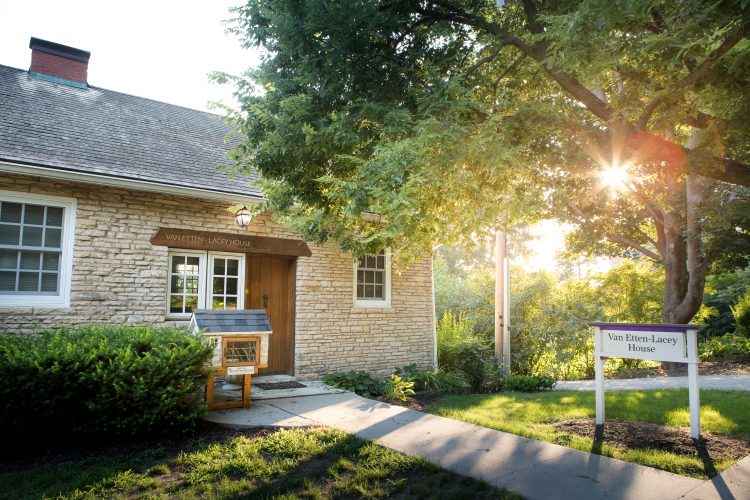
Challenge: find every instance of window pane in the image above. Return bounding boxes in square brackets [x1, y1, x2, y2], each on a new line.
[226, 259, 239, 276]
[170, 275, 183, 293]
[365, 285, 374, 298]
[171, 256, 184, 273]
[365, 270, 374, 284]
[214, 258, 225, 275]
[357, 270, 364, 283]
[46, 207, 63, 226]
[24, 205, 44, 225]
[225, 297, 237, 310]
[0, 224, 20, 245]
[0, 271, 15, 291]
[18, 271, 39, 292]
[22, 226, 43, 246]
[42, 252, 59, 271]
[170, 295, 184, 314]
[366, 255, 376, 268]
[358, 256, 366, 267]
[20, 251, 41, 270]
[41, 273, 58, 292]
[44, 228, 62, 248]
[186, 257, 200, 274]
[357, 285, 364, 298]
[213, 277, 224, 295]
[184, 295, 198, 313]
[0, 250, 17, 269]
[377, 254, 385, 268]
[0, 202, 22, 223]
[374, 285, 383, 298]
[374, 271, 383, 284]
[186, 276, 199, 294]
[226, 277, 237, 295]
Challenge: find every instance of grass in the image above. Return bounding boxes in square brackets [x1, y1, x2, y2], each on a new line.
[0, 428, 520, 499]
[429, 389, 750, 479]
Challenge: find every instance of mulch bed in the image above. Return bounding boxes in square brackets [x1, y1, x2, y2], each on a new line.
[553, 418, 750, 464]
[374, 391, 443, 411]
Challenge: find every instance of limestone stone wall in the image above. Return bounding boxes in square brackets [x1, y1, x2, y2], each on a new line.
[0, 173, 435, 377]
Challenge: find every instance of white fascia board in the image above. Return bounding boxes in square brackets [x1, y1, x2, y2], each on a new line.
[0, 161, 264, 205]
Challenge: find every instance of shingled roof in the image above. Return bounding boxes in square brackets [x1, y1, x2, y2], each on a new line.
[191, 309, 272, 334]
[0, 64, 261, 199]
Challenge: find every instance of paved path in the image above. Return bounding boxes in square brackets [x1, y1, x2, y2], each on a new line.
[204, 392, 750, 499]
[555, 374, 750, 392]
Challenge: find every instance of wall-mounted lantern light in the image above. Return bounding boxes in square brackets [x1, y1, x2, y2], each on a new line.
[235, 206, 252, 228]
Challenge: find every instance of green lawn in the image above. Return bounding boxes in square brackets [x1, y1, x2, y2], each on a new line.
[430, 389, 750, 479]
[0, 428, 519, 499]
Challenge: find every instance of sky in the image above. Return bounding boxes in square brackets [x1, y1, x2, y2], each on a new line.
[1, 0, 258, 112]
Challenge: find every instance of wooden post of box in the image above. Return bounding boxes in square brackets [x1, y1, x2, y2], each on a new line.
[190, 310, 273, 411]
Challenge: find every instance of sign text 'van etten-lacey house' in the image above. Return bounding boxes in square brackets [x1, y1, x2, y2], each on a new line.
[0, 37, 436, 378]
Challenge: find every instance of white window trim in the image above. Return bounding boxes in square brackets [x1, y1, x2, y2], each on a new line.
[166, 250, 246, 319]
[0, 189, 76, 308]
[353, 249, 392, 308]
[207, 251, 245, 311]
[166, 249, 207, 320]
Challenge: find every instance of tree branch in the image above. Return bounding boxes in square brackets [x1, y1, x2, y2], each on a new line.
[465, 46, 503, 76]
[606, 233, 663, 262]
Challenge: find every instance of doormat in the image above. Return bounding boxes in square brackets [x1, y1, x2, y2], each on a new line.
[254, 381, 307, 390]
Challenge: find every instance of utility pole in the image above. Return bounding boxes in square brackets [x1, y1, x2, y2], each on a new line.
[494, 230, 511, 375]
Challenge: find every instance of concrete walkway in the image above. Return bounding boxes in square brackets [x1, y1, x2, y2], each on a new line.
[555, 374, 750, 392]
[204, 392, 750, 499]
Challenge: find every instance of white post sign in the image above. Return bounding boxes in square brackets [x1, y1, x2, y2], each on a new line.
[590, 322, 701, 439]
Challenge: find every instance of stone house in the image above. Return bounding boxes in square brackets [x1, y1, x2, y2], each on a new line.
[0, 38, 436, 378]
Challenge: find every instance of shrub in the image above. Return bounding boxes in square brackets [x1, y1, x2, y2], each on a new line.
[322, 370, 384, 397]
[383, 374, 416, 401]
[0, 325, 213, 448]
[699, 334, 750, 361]
[732, 288, 750, 337]
[495, 374, 556, 392]
[436, 311, 496, 392]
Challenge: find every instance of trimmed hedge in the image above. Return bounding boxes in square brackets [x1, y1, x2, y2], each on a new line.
[0, 325, 213, 446]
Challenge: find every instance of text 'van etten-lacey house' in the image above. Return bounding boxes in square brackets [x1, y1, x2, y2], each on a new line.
[0, 37, 436, 378]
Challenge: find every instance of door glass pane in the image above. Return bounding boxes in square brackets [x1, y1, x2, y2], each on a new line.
[0, 202, 22, 223]
[186, 257, 200, 273]
[186, 276, 199, 294]
[170, 295, 183, 314]
[171, 256, 184, 273]
[170, 275, 183, 293]
[212, 297, 225, 309]
[185, 295, 198, 313]
[225, 297, 237, 310]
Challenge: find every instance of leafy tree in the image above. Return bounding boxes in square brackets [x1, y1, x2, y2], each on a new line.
[222, 0, 750, 326]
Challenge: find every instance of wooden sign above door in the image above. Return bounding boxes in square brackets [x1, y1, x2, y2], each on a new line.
[150, 227, 312, 257]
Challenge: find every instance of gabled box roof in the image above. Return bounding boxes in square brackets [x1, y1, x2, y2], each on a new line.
[0, 64, 261, 200]
[191, 309, 272, 334]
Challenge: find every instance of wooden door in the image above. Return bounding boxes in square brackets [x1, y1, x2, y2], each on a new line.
[245, 255, 295, 374]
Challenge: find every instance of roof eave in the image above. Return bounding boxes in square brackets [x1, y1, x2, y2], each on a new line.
[0, 159, 264, 205]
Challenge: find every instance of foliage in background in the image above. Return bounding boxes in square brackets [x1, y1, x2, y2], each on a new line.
[699, 334, 750, 361]
[322, 370, 384, 397]
[494, 375, 556, 392]
[731, 288, 750, 337]
[435, 311, 498, 391]
[696, 269, 750, 337]
[0, 325, 212, 448]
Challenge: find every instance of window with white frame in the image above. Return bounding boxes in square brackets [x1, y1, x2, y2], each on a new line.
[353, 249, 391, 307]
[0, 191, 76, 307]
[166, 250, 244, 318]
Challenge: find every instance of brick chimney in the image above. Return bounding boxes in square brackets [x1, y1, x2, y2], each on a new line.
[29, 37, 90, 88]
